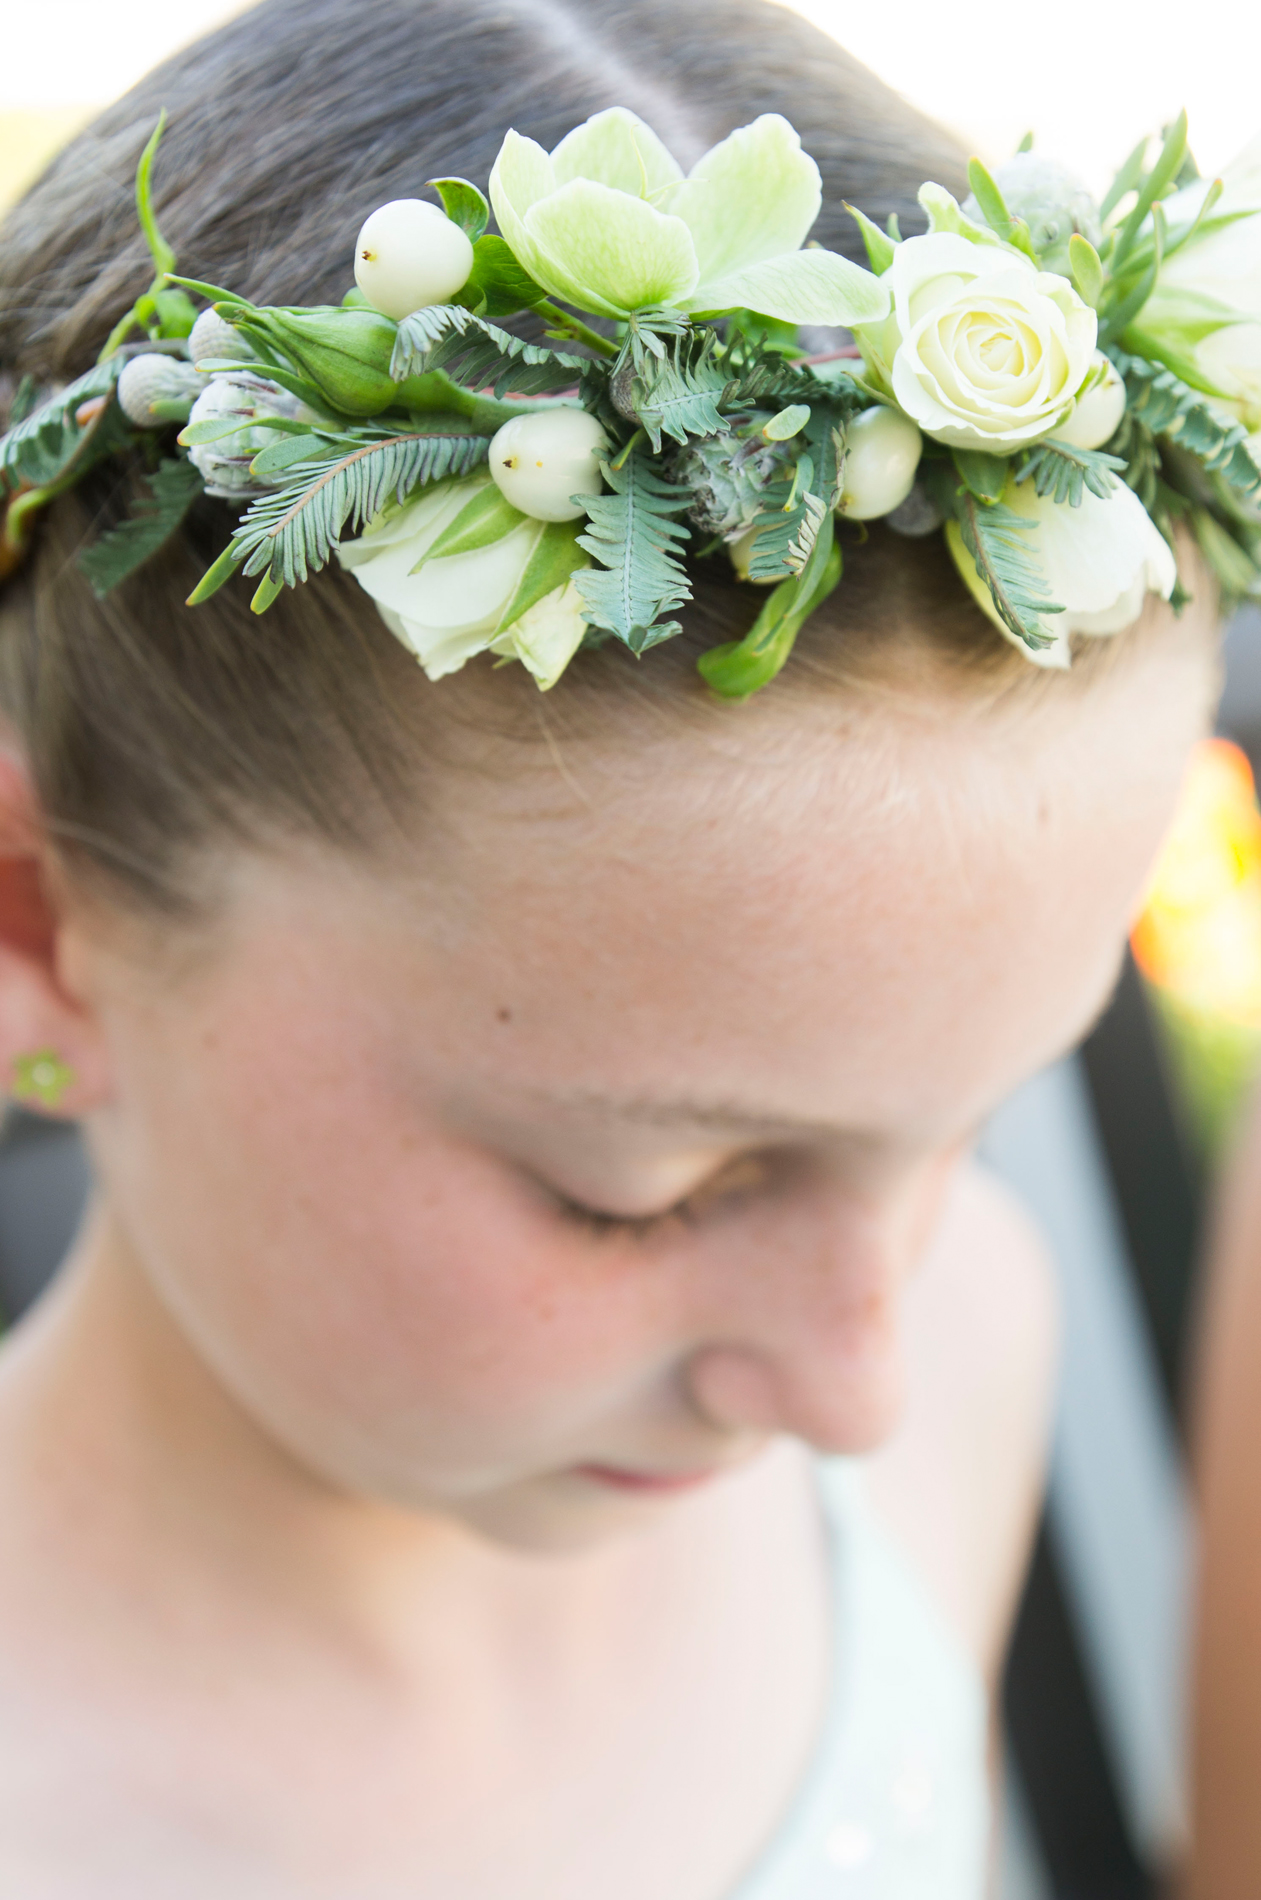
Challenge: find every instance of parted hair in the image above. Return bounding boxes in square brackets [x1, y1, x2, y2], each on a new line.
[0, 0, 1034, 915]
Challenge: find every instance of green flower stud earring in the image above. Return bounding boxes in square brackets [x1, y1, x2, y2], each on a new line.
[12, 1049, 76, 1110]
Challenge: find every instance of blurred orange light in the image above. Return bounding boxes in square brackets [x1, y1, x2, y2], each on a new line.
[1132, 737, 1261, 1025]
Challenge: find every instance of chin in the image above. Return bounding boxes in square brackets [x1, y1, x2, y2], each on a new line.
[447, 1470, 711, 1556]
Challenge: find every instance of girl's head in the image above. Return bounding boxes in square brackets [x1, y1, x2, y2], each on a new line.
[0, 0, 1220, 1549]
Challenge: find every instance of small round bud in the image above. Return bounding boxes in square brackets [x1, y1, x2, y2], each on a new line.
[184, 372, 307, 498]
[836, 406, 923, 521]
[189, 307, 254, 370]
[354, 200, 475, 321]
[489, 409, 608, 522]
[116, 353, 208, 427]
[1055, 357, 1127, 451]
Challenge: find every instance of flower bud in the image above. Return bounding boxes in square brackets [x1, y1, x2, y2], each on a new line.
[489, 409, 608, 521]
[1055, 355, 1127, 450]
[231, 306, 400, 417]
[183, 372, 309, 498]
[189, 307, 256, 370]
[117, 353, 209, 428]
[354, 199, 476, 321]
[836, 406, 923, 520]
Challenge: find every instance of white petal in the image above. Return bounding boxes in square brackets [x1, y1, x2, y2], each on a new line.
[488, 130, 557, 284]
[495, 578, 590, 689]
[549, 108, 682, 199]
[1007, 477, 1177, 628]
[670, 114, 820, 284]
[686, 248, 887, 326]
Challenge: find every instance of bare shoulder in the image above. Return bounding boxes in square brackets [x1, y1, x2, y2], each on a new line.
[864, 1161, 1060, 1680]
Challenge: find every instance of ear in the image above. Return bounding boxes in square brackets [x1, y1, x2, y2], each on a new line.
[0, 752, 112, 1120]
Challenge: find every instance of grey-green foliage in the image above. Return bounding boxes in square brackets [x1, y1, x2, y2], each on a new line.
[575, 447, 692, 651]
[77, 456, 204, 596]
[671, 421, 793, 537]
[952, 491, 1064, 649]
[390, 308, 586, 395]
[1015, 439, 1126, 507]
[1111, 350, 1261, 494]
[744, 418, 841, 581]
[230, 428, 490, 587]
[620, 330, 730, 452]
[0, 360, 127, 489]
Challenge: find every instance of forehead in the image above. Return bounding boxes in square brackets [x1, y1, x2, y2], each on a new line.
[230, 645, 1202, 1154]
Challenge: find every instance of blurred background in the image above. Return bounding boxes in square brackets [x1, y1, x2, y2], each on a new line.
[2, 4, 1260, 1896]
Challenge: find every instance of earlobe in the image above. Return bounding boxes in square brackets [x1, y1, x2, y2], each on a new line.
[0, 752, 111, 1120]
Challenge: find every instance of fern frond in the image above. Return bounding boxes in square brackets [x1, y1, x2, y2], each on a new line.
[1111, 350, 1261, 495]
[229, 428, 491, 588]
[746, 421, 841, 581]
[1014, 439, 1126, 507]
[953, 492, 1063, 650]
[722, 354, 862, 413]
[391, 307, 586, 395]
[77, 456, 203, 596]
[0, 360, 126, 491]
[626, 330, 730, 452]
[574, 446, 692, 652]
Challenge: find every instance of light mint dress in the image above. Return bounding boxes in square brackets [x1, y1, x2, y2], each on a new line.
[726, 1460, 991, 1900]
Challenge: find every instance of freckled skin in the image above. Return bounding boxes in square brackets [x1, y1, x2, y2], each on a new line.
[0, 598, 1219, 1895]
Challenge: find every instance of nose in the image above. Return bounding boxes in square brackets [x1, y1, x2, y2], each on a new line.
[684, 1184, 932, 1455]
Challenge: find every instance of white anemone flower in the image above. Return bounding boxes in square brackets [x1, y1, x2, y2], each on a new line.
[947, 477, 1177, 668]
[337, 475, 589, 689]
[488, 107, 888, 328]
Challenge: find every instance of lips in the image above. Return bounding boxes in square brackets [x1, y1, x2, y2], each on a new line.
[572, 1462, 723, 1495]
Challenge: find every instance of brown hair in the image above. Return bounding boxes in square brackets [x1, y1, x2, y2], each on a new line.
[0, 0, 1095, 916]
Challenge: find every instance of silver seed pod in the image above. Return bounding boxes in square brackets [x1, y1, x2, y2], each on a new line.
[185, 372, 306, 499]
[672, 418, 795, 539]
[965, 154, 1102, 277]
[188, 306, 256, 371]
[117, 353, 209, 427]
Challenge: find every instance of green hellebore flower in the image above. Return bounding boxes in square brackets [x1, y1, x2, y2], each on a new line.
[488, 107, 889, 329]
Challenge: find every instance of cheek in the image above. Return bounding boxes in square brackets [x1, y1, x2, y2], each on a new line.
[97, 1010, 671, 1491]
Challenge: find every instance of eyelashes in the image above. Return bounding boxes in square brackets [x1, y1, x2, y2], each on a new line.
[550, 1152, 774, 1243]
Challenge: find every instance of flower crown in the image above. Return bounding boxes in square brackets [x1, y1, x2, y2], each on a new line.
[2, 107, 1259, 697]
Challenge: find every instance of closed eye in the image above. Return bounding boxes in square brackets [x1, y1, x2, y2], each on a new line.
[550, 1152, 773, 1242]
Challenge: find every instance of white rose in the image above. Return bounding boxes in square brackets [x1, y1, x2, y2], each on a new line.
[337, 474, 590, 686]
[947, 477, 1177, 668]
[854, 232, 1097, 454]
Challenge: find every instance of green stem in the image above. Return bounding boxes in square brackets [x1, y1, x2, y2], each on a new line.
[532, 300, 618, 358]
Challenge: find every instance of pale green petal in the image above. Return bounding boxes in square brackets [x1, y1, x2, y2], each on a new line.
[685, 248, 888, 326]
[493, 577, 590, 689]
[670, 114, 821, 283]
[522, 180, 698, 318]
[918, 182, 1007, 248]
[550, 108, 682, 199]
[488, 130, 557, 279]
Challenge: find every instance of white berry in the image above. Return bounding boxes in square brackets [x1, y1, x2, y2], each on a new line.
[1056, 357, 1126, 451]
[489, 409, 608, 522]
[836, 406, 923, 521]
[354, 200, 475, 320]
[188, 306, 254, 370]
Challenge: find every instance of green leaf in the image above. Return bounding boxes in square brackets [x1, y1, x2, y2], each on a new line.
[574, 445, 692, 651]
[623, 328, 730, 452]
[495, 519, 589, 634]
[723, 308, 804, 356]
[1014, 438, 1126, 507]
[1068, 234, 1105, 309]
[1101, 203, 1166, 342]
[460, 234, 545, 317]
[391, 307, 585, 395]
[179, 413, 316, 448]
[220, 428, 492, 590]
[745, 414, 842, 582]
[412, 483, 524, 569]
[952, 490, 1063, 650]
[1100, 134, 1150, 223]
[134, 112, 176, 283]
[1191, 506, 1261, 600]
[965, 159, 1037, 259]
[250, 570, 286, 615]
[699, 524, 841, 699]
[843, 202, 897, 275]
[164, 276, 255, 309]
[1110, 110, 1187, 279]
[1016, 131, 1034, 155]
[248, 430, 355, 481]
[77, 457, 203, 597]
[952, 449, 1009, 504]
[8, 376, 38, 426]
[763, 405, 811, 442]
[0, 359, 127, 490]
[1110, 349, 1261, 496]
[427, 176, 490, 242]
